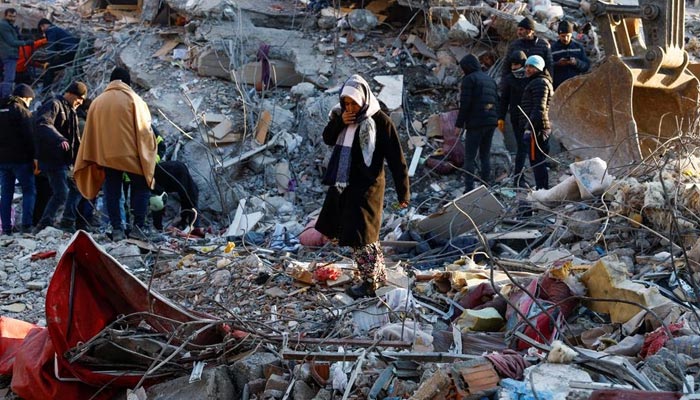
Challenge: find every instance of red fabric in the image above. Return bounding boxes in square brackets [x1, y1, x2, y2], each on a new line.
[0, 317, 39, 374]
[424, 111, 465, 174]
[17, 38, 47, 73]
[314, 265, 341, 282]
[299, 218, 329, 247]
[506, 278, 563, 351]
[485, 349, 530, 380]
[639, 322, 684, 359]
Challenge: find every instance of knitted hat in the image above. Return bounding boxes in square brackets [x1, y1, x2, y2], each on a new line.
[66, 81, 88, 98]
[509, 50, 527, 65]
[12, 84, 35, 99]
[110, 67, 131, 86]
[525, 55, 545, 71]
[37, 18, 51, 29]
[517, 17, 535, 31]
[558, 20, 573, 34]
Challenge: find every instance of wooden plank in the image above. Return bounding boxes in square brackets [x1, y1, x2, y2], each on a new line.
[219, 135, 280, 169]
[408, 146, 422, 177]
[255, 110, 272, 145]
[152, 39, 181, 58]
[415, 185, 505, 241]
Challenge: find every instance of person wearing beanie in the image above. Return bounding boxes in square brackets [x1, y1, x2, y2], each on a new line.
[498, 50, 530, 188]
[455, 54, 499, 192]
[38, 17, 80, 89]
[551, 20, 590, 89]
[33, 81, 88, 234]
[0, 8, 34, 99]
[502, 16, 553, 83]
[0, 84, 36, 234]
[74, 67, 157, 242]
[518, 54, 554, 190]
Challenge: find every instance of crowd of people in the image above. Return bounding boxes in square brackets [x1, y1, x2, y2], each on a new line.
[0, 9, 204, 239]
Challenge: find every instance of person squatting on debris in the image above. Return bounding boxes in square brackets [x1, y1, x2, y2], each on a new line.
[148, 125, 202, 234]
[551, 20, 590, 90]
[519, 55, 554, 190]
[0, 8, 33, 99]
[315, 74, 410, 299]
[0, 84, 36, 235]
[502, 17, 553, 82]
[37, 18, 80, 89]
[455, 54, 499, 192]
[33, 81, 88, 233]
[498, 51, 530, 188]
[74, 67, 157, 242]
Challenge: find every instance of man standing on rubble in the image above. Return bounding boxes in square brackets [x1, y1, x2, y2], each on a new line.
[0, 84, 36, 235]
[37, 18, 80, 89]
[551, 20, 590, 90]
[503, 17, 553, 81]
[74, 67, 157, 242]
[498, 51, 530, 188]
[0, 8, 33, 99]
[519, 55, 554, 190]
[455, 54, 499, 192]
[34, 82, 88, 233]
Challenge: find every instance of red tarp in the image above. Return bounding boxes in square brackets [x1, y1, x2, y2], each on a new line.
[0, 231, 228, 399]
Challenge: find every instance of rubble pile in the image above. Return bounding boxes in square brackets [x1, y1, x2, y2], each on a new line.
[3, 0, 700, 399]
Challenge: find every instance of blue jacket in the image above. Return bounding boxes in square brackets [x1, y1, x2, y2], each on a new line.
[0, 19, 29, 60]
[551, 39, 589, 89]
[455, 55, 499, 130]
[45, 25, 79, 54]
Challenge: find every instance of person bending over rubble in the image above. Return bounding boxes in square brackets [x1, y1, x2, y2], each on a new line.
[455, 54, 499, 192]
[74, 67, 157, 242]
[37, 18, 80, 90]
[518, 55, 554, 190]
[315, 74, 410, 299]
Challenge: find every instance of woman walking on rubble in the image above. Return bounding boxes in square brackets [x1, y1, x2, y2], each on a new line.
[315, 74, 410, 299]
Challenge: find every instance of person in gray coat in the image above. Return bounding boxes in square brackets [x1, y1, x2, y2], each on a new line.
[0, 9, 32, 99]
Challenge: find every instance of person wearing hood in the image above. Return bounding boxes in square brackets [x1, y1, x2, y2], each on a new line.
[315, 74, 410, 299]
[502, 17, 553, 82]
[74, 67, 157, 242]
[455, 54, 499, 192]
[498, 50, 530, 188]
[33, 81, 88, 233]
[518, 55, 554, 190]
[0, 84, 35, 234]
[551, 20, 590, 89]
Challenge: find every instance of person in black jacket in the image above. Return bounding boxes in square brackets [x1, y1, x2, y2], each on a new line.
[498, 50, 530, 187]
[503, 18, 553, 81]
[551, 20, 590, 89]
[519, 55, 554, 190]
[33, 81, 88, 233]
[0, 84, 35, 234]
[455, 54, 499, 192]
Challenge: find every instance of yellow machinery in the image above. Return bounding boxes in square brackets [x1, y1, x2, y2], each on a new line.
[549, 0, 700, 168]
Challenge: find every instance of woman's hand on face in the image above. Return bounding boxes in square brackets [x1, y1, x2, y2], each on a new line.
[342, 111, 356, 125]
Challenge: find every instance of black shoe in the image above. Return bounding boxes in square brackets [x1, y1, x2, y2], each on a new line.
[57, 219, 75, 233]
[111, 229, 126, 241]
[345, 281, 377, 299]
[31, 223, 48, 235]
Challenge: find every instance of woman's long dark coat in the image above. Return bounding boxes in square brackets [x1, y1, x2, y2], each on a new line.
[315, 110, 410, 247]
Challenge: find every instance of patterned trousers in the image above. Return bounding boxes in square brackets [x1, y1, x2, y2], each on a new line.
[352, 241, 386, 285]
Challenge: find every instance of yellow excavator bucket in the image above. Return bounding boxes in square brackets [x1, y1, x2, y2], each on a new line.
[550, 0, 700, 169]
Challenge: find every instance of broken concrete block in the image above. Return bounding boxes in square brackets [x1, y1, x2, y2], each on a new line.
[312, 388, 332, 400]
[411, 368, 451, 400]
[347, 9, 378, 31]
[229, 352, 281, 392]
[456, 307, 504, 332]
[147, 366, 236, 400]
[568, 209, 602, 240]
[210, 118, 234, 140]
[373, 75, 403, 111]
[290, 82, 316, 99]
[210, 269, 231, 287]
[265, 374, 290, 392]
[581, 257, 669, 323]
[293, 380, 317, 400]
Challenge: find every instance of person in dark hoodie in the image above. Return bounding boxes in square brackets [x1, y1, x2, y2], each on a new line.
[519, 55, 554, 190]
[37, 18, 80, 89]
[0, 84, 35, 235]
[33, 81, 88, 233]
[551, 20, 590, 89]
[455, 54, 499, 192]
[498, 50, 530, 187]
[502, 17, 553, 82]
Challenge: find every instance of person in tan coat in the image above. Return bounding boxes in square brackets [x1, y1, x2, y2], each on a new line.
[74, 67, 156, 241]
